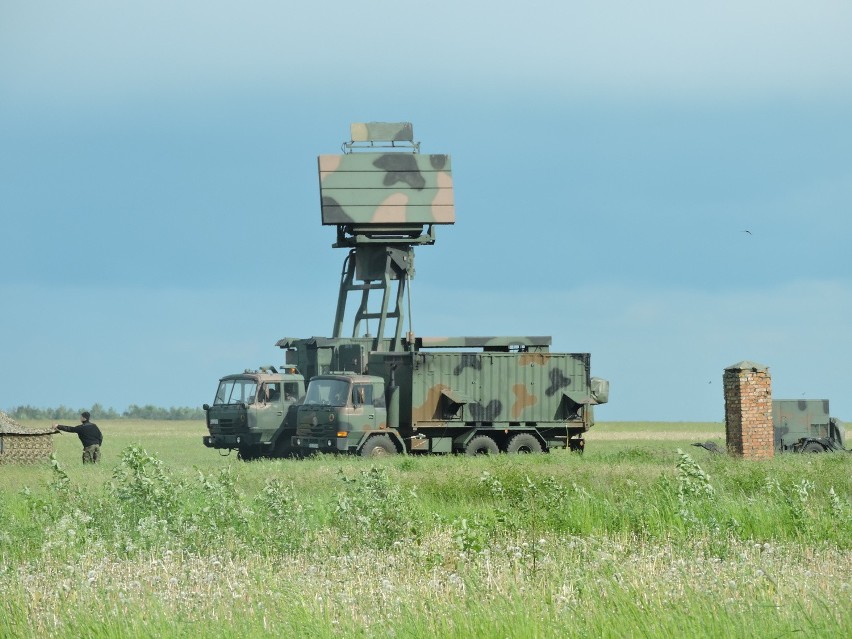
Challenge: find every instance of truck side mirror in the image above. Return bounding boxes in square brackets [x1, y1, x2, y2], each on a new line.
[352, 386, 366, 406]
[203, 404, 210, 411]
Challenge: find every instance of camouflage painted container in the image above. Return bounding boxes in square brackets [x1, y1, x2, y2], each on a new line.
[378, 351, 595, 426]
[318, 153, 454, 226]
[293, 343, 608, 456]
[369, 338, 609, 454]
[0, 412, 56, 464]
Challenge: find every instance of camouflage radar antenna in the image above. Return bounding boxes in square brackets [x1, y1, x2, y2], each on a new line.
[318, 122, 455, 351]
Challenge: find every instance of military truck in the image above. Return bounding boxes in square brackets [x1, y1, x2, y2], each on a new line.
[202, 337, 399, 459]
[293, 338, 609, 456]
[286, 122, 607, 456]
[205, 122, 609, 458]
[202, 366, 305, 460]
[773, 399, 847, 453]
[203, 122, 449, 460]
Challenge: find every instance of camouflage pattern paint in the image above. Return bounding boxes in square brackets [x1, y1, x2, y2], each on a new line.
[285, 123, 608, 456]
[292, 342, 609, 456]
[318, 153, 454, 225]
[394, 351, 596, 427]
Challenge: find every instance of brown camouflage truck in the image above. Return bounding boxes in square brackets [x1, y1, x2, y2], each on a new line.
[207, 122, 609, 459]
[292, 336, 609, 456]
[289, 122, 608, 456]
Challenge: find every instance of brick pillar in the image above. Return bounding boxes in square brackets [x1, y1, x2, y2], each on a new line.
[724, 361, 773, 460]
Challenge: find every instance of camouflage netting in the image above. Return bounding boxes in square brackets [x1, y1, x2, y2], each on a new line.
[0, 411, 56, 464]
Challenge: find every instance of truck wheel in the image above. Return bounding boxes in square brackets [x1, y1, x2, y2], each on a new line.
[361, 435, 397, 458]
[465, 435, 499, 456]
[238, 447, 259, 461]
[801, 442, 825, 453]
[506, 433, 543, 454]
[272, 437, 297, 459]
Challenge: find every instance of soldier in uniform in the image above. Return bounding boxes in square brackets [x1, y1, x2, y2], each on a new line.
[54, 411, 103, 463]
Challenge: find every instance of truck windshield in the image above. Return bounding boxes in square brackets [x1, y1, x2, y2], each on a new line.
[214, 379, 258, 405]
[304, 379, 350, 406]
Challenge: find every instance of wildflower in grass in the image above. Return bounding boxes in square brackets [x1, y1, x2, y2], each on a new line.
[48, 455, 73, 495]
[828, 486, 850, 524]
[452, 517, 487, 554]
[675, 449, 715, 500]
[764, 475, 782, 494]
[571, 481, 591, 499]
[111, 446, 180, 525]
[793, 478, 815, 505]
[675, 450, 716, 531]
[479, 470, 504, 498]
[333, 466, 421, 547]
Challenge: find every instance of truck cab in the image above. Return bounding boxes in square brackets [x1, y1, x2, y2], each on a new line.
[203, 366, 305, 460]
[293, 373, 399, 456]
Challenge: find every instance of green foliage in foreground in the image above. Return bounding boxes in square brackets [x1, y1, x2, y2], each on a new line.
[1, 424, 850, 638]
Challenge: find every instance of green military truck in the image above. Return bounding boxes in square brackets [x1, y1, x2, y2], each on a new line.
[205, 122, 609, 459]
[203, 338, 395, 460]
[293, 122, 606, 455]
[773, 399, 847, 453]
[203, 122, 456, 460]
[292, 337, 609, 456]
[202, 366, 305, 460]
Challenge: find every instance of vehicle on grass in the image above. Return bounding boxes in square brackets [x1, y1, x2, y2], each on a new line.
[202, 367, 304, 460]
[205, 122, 609, 459]
[773, 399, 846, 453]
[293, 338, 609, 457]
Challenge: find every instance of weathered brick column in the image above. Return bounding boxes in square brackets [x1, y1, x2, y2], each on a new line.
[724, 361, 773, 459]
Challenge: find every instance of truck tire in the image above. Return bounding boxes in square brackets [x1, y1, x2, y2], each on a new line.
[465, 435, 499, 456]
[506, 433, 543, 454]
[272, 437, 297, 459]
[801, 441, 825, 453]
[238, 446, 260, 461]
[360, 435, 397, 458]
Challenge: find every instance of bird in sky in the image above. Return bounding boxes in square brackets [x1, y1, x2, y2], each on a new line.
[743, 230, 752, 235]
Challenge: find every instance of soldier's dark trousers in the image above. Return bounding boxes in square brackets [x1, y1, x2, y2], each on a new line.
[83, 444, 101, 464]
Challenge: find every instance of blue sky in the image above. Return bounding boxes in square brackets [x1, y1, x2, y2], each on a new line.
[2, 1, 850, 421]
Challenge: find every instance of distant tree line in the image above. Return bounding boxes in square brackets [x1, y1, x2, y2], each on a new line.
[6, 403, 205, 421]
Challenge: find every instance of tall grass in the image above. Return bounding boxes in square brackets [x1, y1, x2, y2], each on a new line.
[1, 420, 849, 637]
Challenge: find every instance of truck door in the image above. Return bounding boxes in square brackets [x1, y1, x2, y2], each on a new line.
[253, 382, 287, 435]
[350, 383, 377, 430]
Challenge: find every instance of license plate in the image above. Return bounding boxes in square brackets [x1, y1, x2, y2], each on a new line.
[309, 443, 319, 449]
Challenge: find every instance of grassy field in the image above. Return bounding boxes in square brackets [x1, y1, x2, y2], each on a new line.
[1, 420, 849, 638]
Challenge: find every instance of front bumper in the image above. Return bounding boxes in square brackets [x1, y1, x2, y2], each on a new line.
[291, 435, 350, 453]
[203, 433, 261, 449]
